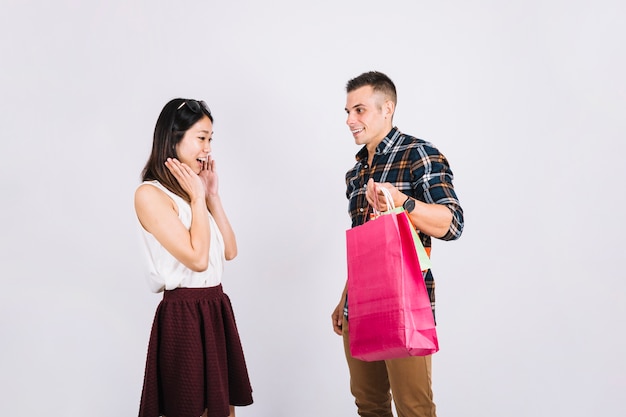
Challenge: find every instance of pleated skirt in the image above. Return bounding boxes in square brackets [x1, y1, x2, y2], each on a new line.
[139, 285, 253, 417]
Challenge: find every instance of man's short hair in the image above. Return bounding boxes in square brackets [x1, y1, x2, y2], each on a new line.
[346, 71, 397, 104]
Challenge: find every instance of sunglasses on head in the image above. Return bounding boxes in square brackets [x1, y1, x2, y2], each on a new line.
[177, 99, 211, 115]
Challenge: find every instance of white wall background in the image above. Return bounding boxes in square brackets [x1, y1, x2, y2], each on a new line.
[1, 0, 624, 416]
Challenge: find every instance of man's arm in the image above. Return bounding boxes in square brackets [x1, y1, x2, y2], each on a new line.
[365, 144, 464, 240]
[404, 195, 453, 238]
[366, 178, 455, 237]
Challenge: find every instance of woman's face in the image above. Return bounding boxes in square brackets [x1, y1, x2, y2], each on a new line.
[175, 115, 213, 174]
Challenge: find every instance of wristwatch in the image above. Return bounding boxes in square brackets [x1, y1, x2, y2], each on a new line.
[402, 196, 416, 213]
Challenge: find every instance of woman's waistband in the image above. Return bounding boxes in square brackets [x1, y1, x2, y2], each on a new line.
[162, 284, 224, 301]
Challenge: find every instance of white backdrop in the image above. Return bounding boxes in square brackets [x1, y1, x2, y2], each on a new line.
[1, 1, 624, 416]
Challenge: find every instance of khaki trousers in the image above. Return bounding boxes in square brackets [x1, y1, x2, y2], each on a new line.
[342, 318, 437, 417]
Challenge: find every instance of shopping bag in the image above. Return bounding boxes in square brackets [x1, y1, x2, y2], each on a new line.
[385, 207, 431, 271]
[346, 202, 438, 361]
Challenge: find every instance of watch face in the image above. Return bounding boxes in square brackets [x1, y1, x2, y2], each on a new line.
[404, 198, 415, 212]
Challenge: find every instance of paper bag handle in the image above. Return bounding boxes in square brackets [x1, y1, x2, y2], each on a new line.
[372, 185, 395, 217]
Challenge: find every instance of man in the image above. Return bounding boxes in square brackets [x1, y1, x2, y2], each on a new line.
[331, 71, 464, 417]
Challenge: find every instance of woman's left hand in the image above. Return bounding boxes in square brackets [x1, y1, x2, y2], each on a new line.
[199, 155, 219, 198]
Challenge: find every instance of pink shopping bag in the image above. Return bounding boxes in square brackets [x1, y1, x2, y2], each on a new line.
[346, 209, 438, 361]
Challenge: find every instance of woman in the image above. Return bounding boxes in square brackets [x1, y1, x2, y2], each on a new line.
[135, 98, 253, 417]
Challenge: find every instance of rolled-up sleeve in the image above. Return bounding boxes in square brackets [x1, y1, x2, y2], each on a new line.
[411, 145, 464, 241]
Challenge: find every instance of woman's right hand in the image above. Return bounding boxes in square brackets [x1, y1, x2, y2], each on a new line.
[165, 158, 206, 202]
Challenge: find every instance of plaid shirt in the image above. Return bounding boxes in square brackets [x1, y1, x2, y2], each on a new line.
[345, 127, 464, 319]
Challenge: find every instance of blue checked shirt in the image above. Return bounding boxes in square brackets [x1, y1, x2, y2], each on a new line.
[344, 127, 464, 320]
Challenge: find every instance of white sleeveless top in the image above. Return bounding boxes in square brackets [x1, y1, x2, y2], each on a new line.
[138, 180, 225, 293]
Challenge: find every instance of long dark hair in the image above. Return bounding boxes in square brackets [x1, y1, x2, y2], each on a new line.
[141, 98, 213, 201]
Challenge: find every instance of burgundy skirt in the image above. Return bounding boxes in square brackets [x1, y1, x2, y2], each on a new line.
[139, 285, 253, 417]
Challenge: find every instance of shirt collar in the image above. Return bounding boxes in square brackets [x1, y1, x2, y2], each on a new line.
[355, 127, 401, 162]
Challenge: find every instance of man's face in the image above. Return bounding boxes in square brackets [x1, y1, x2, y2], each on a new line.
[345, 85, 392, 147]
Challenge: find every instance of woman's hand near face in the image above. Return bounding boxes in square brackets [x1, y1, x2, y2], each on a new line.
[199, 155, 219, 198]
[165, 158, 206, 202]
[197, 155, 238, 260]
